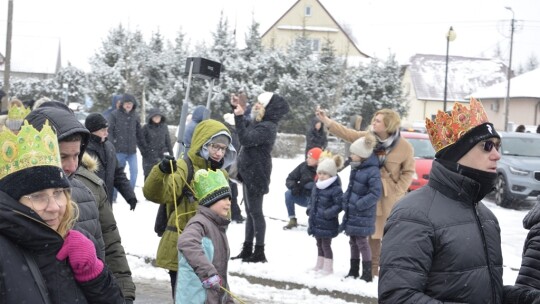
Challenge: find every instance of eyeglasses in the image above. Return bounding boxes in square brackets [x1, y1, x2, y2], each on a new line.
[481, 140, 501, 152]
[23, 188, 69, 211]
[208, 143, 227, 153]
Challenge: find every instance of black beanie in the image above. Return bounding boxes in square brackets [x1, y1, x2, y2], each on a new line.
[0, 166, 70, 201]
[436, 122, 500, 162]
[85, 113, 109, 133]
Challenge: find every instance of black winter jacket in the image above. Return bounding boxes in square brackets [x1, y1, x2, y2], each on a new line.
[141, 108, 173, 178]
[108, 100, 145, 154]
[307, 176, 343, 238]
[379, 160, 503, 303]
[86, 134, 136, 205]
[515, 200, 540, 289]
[285, 161, 317, 197]
[235, 94, 289, 195]
[340, 154, 382, 237]
[0, 191, 124, 304]
[305, 117, 327, 154]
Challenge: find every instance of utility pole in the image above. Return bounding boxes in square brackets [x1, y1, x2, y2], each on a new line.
[503, 7, 515, 131]
[2, 0, 14, 111]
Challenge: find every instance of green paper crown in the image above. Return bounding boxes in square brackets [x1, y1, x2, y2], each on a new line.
[7, 105, 31, 121]
[0, 120, 62, 180]
[193, 169, 230, 207]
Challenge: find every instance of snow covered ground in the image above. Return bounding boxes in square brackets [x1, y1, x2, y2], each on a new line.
[112, 154, 531, 303]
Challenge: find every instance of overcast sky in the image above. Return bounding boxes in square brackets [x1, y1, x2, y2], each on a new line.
[1, 0, 539, 71]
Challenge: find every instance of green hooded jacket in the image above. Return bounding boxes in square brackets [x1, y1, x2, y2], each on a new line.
[143, 119, 234, 271]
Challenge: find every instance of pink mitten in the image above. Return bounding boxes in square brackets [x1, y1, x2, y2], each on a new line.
[56, 230, 104, 282]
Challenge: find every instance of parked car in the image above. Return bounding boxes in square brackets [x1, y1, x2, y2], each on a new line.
[493, 132, 540, 208]
[402, 131, 435, 191]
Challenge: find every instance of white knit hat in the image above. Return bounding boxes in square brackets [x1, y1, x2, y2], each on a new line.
[257, 92, 273, 108]
[350, 133, 376, 158]
[317, 155, 344, 177]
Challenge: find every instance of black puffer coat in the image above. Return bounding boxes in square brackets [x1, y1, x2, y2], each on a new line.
[235, 94, 289, 195]
[86, 133, 136, 205]
[307, 176, 343, 238]
[515, 199, 540, 289]
[379, 160, 503, 303]
[305, 117, 327, 154]
[141, 108, 173, 177]
[0, 191, 124, 304]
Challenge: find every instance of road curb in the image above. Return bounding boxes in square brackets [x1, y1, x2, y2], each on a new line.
[229, 271, 378, 303]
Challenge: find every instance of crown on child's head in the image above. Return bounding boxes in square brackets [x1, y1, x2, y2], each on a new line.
[425, 97, 489, 152]
[7, 105, 31, 121]
[193, 169, 231, 207]
[0, 120, 62, 180]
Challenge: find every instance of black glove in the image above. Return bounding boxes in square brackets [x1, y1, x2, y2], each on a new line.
[504, 285, 540, 304]
[159, 155, 177, 174]
[127, 198, 137, 211]
[292, 184, 302, 196]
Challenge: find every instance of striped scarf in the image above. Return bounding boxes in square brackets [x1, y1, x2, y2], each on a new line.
[373, 129, 401, 167]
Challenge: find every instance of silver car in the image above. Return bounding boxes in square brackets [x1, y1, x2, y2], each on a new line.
[494, 132, 540, 208]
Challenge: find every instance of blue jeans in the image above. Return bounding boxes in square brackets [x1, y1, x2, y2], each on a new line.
[114, 153, 138, 201]
[285, 189, 310, 218]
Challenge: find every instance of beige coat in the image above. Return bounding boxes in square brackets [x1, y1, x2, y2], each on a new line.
[327, 120, 415, 239]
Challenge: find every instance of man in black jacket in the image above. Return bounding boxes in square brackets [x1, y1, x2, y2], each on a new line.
[26, 102, 137, 303]
[379, 98, 504, 303]
[85, 112, 138, 209]
[283, 147, 322, 230]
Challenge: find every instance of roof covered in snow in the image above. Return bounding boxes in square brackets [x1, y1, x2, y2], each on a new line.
[471, 67, 540, 99]
[0, 36, 61, 75]
[409, 54, 508, 102]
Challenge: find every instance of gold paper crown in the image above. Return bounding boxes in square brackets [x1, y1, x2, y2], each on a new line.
[0, 120, 62, 180]
[425, 97, 489, 152]
[7, 105, 31, 121]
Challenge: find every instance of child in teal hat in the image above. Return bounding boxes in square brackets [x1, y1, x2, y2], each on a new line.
[175, 169, 235, 303]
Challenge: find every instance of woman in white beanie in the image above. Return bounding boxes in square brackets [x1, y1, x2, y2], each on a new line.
[307, 154, 344, 275]
[340, 133, 382, 282]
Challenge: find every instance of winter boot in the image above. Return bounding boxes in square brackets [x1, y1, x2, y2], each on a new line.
[312, 256, 324, 272]
[283, 218, 298, 230]
[320, 258, 333, 275]
[360, 261, 373, 282]
[344, 259, 360, 279]
[231, 242, 253, 260]
[244, 245, 268, 263]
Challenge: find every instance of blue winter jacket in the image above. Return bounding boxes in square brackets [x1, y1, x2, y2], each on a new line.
[307, 176, 343, 238]
[340, 154, 382, 236]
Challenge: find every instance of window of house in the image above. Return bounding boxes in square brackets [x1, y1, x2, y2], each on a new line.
[305, 6, 312, 16]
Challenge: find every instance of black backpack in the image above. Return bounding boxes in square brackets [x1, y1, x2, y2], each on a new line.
[154, 157, 194, 237]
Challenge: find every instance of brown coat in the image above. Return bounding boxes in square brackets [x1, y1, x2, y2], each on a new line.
[326, 120, 415, 239]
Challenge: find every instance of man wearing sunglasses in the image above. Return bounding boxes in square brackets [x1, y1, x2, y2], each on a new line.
[379, 98, 504, 303]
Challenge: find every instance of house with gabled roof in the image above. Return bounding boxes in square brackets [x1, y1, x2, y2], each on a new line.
[401, 54, 508, 126]
[261, 0, 369, 62]
[0, 36, 61, 80]
[470, 67, 540, 130]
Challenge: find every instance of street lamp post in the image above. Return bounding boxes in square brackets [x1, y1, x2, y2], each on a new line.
[503, 7, 515, 131]
[443, 26, 456, 112]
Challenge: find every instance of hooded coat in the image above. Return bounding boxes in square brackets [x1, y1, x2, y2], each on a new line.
[340, 153, 382, 237]
[378, 160, 503, 303]
[141, 108, 173, 177]
[75, 153, 136, 301]
[514, 200, 540, 289]
[235, 94, 289, 195]
[305, 117, 328, 154]
[26, 102, 105, 256]
[307, 176, 343, 238]
[0, 190, 124, 304]
[108, 96, 146, 155]
[143, 119, 235, 271]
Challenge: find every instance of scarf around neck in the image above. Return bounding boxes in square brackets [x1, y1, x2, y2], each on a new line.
[373, 129, 400, 167]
